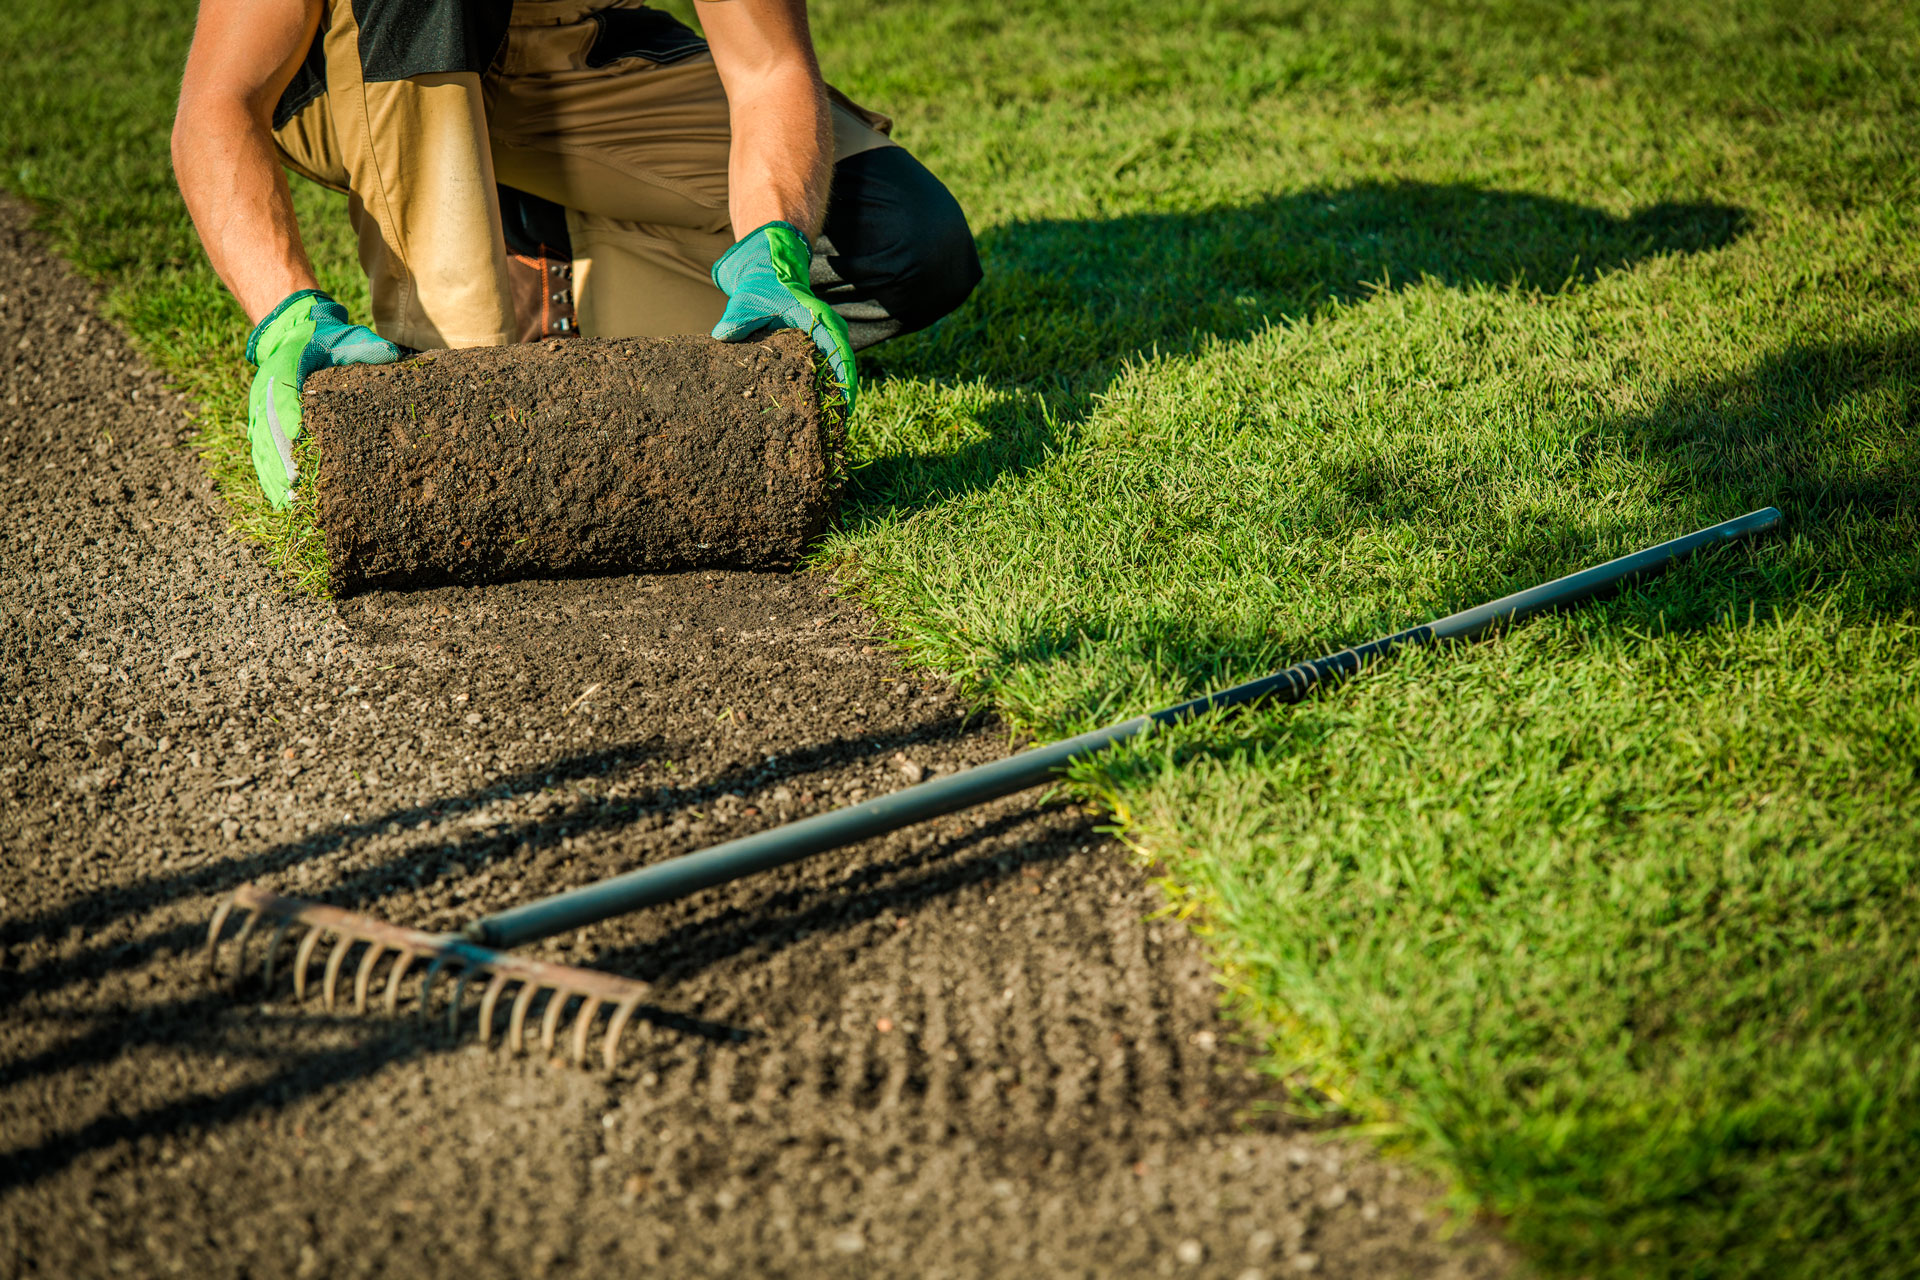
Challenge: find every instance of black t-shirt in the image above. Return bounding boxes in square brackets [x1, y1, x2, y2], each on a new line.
[274, 0, 515, 128]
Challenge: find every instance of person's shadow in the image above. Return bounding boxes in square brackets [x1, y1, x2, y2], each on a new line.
[843, 178, 1920, 711]
[852, 179, 1749, 511]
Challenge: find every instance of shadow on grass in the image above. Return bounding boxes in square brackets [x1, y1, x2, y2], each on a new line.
[856, 165, 1904, 717]
[854, 180, 1750, 508]
[954, 330, 1919, 728]
[846, 178, 1920, 721]
[1617, 333, 1920, 622]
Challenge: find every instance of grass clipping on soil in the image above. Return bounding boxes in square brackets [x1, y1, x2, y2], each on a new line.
[291, 329, 843, 594]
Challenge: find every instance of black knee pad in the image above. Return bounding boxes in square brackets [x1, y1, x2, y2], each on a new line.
[817, 146, 983, 346]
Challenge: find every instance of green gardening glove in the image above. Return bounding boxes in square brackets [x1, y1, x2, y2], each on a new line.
[710, 221, 857, 413]
[245, 289, 401, 508]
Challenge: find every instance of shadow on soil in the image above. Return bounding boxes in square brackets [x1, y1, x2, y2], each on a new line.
[855, 179, 1750, 506]
[0, 712, 991, 994]
[0, 719, 1095, 1193]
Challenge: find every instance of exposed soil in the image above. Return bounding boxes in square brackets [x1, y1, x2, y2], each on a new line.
[0, 197, 1514, 1279]
[312, 328, 838, 593]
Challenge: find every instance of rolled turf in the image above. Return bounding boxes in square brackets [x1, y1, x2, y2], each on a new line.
[303, 329, 840, 593]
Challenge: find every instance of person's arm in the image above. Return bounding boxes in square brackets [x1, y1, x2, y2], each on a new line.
[696, 0, 832, 238]
[692, 0, 856, 407]
[172, 0, 324, 323]
[174, 0, 400, 510]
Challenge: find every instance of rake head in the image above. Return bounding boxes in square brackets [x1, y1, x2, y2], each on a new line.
[205, 884, 650, 1070]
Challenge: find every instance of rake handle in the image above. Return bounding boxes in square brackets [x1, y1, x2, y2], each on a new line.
[470, 507, 1780, 949]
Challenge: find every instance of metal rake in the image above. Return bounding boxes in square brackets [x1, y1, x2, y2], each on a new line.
[207, 886, 650, 1068]
[206, 508, 1782, 1068]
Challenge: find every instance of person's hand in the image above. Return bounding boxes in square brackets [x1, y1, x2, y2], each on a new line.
[710, 221, 857, 413]
[245, 289, 401, 508]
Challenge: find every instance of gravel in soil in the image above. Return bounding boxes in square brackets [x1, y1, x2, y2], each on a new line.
[0, 197, 1515, 1279]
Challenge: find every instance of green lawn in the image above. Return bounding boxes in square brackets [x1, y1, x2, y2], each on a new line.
[5, 1, 1918, 1274]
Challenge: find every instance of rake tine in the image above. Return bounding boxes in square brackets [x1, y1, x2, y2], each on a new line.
[478, 973, 512, 1048]
[383, 949, 417, 1015]
[228, 907, 264, 986]
[322, 933, 355, 1009]
[603, 993, 644, 1071]
[418, 956, 452, 1028]
[569, 996, 603, 1067]
[293, 927, 326, 1002]
[204, 897, 236, 977]
[540, 991, 571, 1057]
[207, 887, 649, 1069]
[508, 982, 540, 1055]
[261, 919, 297, 993]
[353, 943, 389, 1013]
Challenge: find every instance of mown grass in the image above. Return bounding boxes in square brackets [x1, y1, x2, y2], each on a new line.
[4, 1, 1918, 1274]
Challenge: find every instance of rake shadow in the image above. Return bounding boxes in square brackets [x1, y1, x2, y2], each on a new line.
[0, 709, 990, 1006]
[583, 803, 1092, 984]
[0, 763, 1093, 1195]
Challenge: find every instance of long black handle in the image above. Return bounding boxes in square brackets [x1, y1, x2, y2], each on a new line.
[470, 507, 1780, 948]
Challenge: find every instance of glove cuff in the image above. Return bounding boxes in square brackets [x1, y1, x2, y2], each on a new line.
[245, 288, 331, 365]
[711, 221, 806, 292]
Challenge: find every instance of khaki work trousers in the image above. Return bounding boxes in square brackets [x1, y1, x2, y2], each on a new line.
[274, 0, 894, 350]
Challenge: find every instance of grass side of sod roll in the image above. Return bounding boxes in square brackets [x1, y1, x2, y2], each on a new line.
[4, 1, 1917, 1274]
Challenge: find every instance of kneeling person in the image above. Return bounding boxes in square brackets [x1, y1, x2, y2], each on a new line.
[171, 0, 982, 507]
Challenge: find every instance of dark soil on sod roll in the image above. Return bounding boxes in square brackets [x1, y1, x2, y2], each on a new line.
[0, 196, 1514, 1279]
[309, 328, 841, 594]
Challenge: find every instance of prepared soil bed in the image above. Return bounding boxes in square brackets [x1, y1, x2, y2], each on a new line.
[0, 199, 1512, 1278]
[308, 329, 840, 593]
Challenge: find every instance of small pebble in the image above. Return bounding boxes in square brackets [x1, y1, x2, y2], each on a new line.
[1175, 1238, 1205, 1265]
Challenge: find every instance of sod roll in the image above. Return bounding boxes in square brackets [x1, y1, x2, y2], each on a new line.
[303, 330, 841, 593]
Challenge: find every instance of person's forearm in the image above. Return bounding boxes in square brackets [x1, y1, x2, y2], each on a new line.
[698, 0, 832, 238]
[726, 67, 831, 237]
[172, 95, 319, 323]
